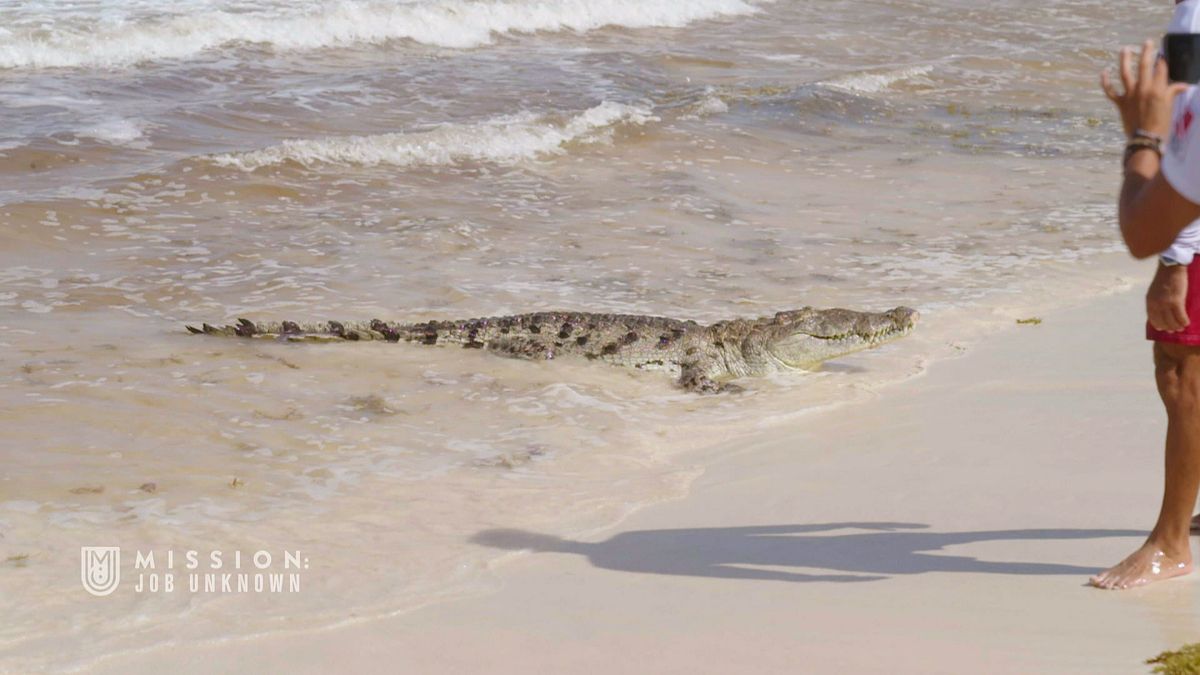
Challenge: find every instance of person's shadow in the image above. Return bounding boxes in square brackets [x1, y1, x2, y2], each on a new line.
[471, 522, 1144, 583]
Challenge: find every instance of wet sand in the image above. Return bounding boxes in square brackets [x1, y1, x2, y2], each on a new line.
[87, 262, 1197, 674]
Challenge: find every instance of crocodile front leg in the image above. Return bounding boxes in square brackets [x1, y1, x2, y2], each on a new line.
[678, 361, 744, 394]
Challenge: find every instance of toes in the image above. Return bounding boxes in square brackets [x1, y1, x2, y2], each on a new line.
[1090, 566, 1126, 590]
[1120, 576, 1144, 590]
[1112, 568, 1136, 589]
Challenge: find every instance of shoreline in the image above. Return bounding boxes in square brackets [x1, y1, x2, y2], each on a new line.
[88, 258, 1191, 674]
[1, 250, 1146, 673]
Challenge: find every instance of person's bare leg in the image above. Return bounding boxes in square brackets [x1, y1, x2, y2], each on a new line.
[1091, 342, 1200, 590]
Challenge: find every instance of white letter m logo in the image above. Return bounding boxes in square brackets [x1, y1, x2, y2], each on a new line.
[81, 546, 120, 596]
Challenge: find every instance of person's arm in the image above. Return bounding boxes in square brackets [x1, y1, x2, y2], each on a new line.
[1148, 224, 1200, 333]
[1102, 41, 1200, 257]
[1119, 152, 1200, 257]
[1148, 261, 1190, 332]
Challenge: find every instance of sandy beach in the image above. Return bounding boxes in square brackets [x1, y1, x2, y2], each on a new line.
[81, 261, 1199, 674]
[1, 1, 1183, 671]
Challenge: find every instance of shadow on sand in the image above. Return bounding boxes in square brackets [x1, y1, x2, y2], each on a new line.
[471, 522, 1145, 583]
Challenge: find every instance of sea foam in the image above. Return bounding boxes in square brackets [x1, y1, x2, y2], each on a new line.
[0, 0, 761, 69]
[78, 118, 147, 146]
[209, 101, 655, 170]
[822, 65, 934, 94]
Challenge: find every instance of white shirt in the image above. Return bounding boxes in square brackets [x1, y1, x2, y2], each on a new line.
[1160, 86, 1200, 264]
[1159, 0, 1200, 263]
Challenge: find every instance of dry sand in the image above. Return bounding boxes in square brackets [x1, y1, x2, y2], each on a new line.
[95, 280, 1200, 674]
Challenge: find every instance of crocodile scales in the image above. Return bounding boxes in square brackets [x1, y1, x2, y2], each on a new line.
[188, 306, 919, 393]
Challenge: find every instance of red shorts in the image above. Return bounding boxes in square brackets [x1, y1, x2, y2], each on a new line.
[1147, 262, 1200, 345]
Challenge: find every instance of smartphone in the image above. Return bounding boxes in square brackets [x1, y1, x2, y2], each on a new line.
[1165, 33, 1200, 84]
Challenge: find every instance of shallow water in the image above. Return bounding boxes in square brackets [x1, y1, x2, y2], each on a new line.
[0, 0, 1162, 669]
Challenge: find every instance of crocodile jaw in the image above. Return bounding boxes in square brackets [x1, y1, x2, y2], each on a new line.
[767, 306, 919, 369]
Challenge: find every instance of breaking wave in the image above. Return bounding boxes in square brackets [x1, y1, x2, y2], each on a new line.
[821, 65, 934, 94]
[209, 101, 655, 170]
[0, 0, 761, 70]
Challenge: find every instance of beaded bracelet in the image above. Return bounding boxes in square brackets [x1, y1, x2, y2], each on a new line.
[1133, 128, 1166, 145]
[1124, 137, 1163, 165]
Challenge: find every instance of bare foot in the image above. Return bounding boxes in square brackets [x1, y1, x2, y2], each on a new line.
[1090, 542, 1193, 590]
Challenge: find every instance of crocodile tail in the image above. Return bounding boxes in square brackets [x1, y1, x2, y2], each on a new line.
[185, 318, 401, 342]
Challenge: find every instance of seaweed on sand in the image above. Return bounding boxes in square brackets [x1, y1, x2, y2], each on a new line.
[1148, 643, 1200, 674]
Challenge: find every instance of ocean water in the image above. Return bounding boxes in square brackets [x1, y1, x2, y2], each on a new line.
[0, 0, 1159, 669]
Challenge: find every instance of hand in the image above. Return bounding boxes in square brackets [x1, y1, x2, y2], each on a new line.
[1101, 39, 1189, 138]
[1147, 262, 1190, 333]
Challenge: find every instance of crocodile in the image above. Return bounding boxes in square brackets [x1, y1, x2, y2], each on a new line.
[188, 306, 918, 393]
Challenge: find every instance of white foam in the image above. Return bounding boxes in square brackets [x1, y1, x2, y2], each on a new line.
[822, 65, 934, 95]
[679, 87, 729, 120]
[210, 101, 655, 170]
[758, 53, 807, 62]
[693, 88, 730, 115]
[77, 118, 146, 146]
[0, 0, 761, 69]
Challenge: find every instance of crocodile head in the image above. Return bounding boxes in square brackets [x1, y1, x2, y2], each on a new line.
[759, 306, 920, 369]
